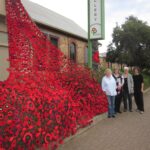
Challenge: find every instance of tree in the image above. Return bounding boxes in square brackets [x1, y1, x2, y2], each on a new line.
[109, 16, 150, 69]
[106, 43, 116, 63]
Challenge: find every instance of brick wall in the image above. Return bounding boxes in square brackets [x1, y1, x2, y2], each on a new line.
[0, 15, 9, 81]
[0, 0, 6, 16]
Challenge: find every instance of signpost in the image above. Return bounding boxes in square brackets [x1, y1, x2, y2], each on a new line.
[88, 0, 105, 68]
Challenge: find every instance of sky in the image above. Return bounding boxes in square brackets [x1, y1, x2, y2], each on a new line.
[30, 0, 150, 53]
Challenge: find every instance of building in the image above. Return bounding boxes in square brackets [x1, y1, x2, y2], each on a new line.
[0, 0, 88, 81]
[100, 52, 107, 68]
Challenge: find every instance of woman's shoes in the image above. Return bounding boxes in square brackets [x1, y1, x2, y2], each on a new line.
[140, 111, 144, 114]
[108, 115, 116, 118]
[135, 109, 140, 112]
[135, 109, 144, 114]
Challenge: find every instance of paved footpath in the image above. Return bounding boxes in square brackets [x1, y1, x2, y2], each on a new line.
[58, 90, 150, 150]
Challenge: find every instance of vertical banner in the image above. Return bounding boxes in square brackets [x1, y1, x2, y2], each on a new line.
[89, 0, 105, 40]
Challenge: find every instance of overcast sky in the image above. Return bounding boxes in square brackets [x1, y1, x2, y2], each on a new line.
[30, 0, 150, 53]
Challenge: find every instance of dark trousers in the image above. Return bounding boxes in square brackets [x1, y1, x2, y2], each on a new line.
[115, 93, 122, 112]
[134, 91, 144, 111]
[123, 90, 132, 111]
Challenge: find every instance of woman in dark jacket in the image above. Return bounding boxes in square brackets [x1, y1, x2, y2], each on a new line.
[113, 68, 124, 113]
[133, 67, 144, 114]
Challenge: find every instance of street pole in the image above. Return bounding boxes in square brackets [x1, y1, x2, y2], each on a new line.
[88, 0, 92, 69]
[101, 0, 105, 39]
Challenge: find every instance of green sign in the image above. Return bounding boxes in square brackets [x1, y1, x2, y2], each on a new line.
[89, 0, 105, 40]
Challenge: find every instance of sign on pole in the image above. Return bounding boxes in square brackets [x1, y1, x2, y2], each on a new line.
[89, 0, 105, 40]
[88, 0, 105, 68]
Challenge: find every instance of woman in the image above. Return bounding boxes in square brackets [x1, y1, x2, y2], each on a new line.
[113, 68, 124, 113]
[122, 67, 134, 112]
[133, 67, 144, 114]
[102, 69, 117, 118]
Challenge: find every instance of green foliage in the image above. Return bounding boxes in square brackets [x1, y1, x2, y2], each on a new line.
[107, 16, 150, 69]
[91, 66, 106, 83]
[143, 73, 150, 90]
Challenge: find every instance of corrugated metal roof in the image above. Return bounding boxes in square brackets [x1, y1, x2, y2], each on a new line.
[21, 0, 87, 40]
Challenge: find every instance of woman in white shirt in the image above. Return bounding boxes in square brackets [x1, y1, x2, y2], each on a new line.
[102, 69, 117, 118]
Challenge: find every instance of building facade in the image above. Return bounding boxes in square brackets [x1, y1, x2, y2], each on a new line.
[0, 0, 88, 81]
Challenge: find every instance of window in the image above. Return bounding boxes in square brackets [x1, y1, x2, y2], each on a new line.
[50, 36, 58, 48]
[84, 46, 88, 65]
[70, 43, 76, 62]
[42, 32, 59, 48]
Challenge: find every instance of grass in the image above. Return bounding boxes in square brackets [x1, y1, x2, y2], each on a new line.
[143, 73, 150, 90]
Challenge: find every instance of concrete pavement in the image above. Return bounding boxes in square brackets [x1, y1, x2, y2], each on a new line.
[58, 90, 150, 150]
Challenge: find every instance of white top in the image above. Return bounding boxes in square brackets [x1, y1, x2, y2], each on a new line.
[102, 75, 117, 96]
[113, 74, 124, 87]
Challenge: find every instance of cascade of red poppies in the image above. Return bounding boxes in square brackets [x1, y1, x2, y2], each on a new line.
[0, 0, 107, 149]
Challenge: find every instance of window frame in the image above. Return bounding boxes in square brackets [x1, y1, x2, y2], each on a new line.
[49, 35, 59, 48]
[69, 42, 77, 62]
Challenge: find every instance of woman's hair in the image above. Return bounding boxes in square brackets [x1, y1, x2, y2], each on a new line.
[124, 66, 129, 71]
[133, 67, 141, 74]
[105, 68, 112, 74]
[114, 67, 120, 73]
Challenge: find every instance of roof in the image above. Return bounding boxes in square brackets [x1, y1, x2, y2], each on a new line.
[21, 0, 87, 40]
